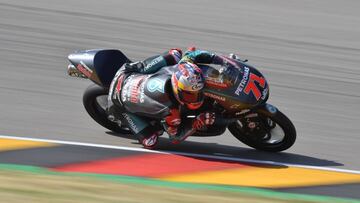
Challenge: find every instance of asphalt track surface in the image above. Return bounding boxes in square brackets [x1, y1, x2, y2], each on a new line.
[0, 0, 360, 178]
[1, 136, 360, 201]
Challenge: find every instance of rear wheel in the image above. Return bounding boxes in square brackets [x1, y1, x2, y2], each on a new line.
[82, 84, 131, 134]
[228, 105, 296, 152]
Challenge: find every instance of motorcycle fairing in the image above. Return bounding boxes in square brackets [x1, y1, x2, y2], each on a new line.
[200, 58, 269, 111]
[68, 49, 131, 87]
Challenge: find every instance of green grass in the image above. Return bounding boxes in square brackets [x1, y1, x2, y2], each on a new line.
[0, 164, 358, 203]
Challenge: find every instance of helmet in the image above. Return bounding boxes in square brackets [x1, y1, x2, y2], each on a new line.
[171, 62, 205, 110]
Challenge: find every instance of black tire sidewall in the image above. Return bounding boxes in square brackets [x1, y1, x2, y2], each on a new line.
[82, 84, 131, 134]
[228, 109, 296, 152]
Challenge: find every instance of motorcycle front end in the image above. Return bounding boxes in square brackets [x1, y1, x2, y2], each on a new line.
[228, 103, 296, 152]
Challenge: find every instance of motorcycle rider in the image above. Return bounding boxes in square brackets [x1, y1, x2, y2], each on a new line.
[107, 47, 232, 149]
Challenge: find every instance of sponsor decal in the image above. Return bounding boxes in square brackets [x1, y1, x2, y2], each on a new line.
[245, 113, 258, 118]
[125, 75, 147, 104]
[261, 87, 268, 100]
[121, 75, 135, 102]
[76, 62, 93, 78]
[121, 84, 128, 103]
[144, 56, 163, 71]
[122, 113, 139, 133]
[130, 77, 144, 103]
[115, 74, 125, 95]
[243, 73, 266, 101]
[266, 104, 277, 114]
[205, 78, 229, 89]
[235, 109, 251, 115]
[139, 75, 150, 103]
[235, 67, 250, 95]
[147, 78, 165, 93]
[204, 92, 226, 102]
[110, 69, 123, 99]
[139, 80, 146, 103]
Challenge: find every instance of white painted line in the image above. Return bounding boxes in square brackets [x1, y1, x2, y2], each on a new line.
[0, 135, 163, 154]
[1, 134, 360, 175]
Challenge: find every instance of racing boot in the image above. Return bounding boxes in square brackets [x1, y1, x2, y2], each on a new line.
[141, 131, 162, 149]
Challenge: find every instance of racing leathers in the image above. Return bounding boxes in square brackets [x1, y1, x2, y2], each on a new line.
[107, 48, 228, 148]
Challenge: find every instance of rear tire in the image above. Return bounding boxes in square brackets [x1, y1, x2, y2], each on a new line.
[82, 84, 131, 134]
[228, 106, 296, 152]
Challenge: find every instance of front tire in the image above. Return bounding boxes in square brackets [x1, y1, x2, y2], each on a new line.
[228, 105, 296, 152]
[82, 84, 131, 134]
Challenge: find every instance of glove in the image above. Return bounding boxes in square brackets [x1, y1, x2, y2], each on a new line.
[124, 61, 144, 73]
[163, 109, 181, 136]
[166, 126, 178, 136]
[192, 112, 215, 131]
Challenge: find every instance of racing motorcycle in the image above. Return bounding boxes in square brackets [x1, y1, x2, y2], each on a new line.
[67, 49, 296, 152]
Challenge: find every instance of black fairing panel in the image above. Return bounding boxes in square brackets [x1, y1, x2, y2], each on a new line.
[200, 58, 269, 111]
[68, 49, 131, 87]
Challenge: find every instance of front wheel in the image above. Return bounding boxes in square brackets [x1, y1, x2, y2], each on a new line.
[83, 84, 131, 134]
[228, 104, 296, 152]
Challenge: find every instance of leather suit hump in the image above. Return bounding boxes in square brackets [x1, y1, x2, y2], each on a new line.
[120, 72, 175, 119]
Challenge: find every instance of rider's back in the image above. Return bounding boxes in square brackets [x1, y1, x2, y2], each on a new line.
[120, 71, 176, 119]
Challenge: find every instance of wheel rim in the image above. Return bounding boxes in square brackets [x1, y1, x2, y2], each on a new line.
[235, 116, 286, 145]
[265, 118, 285, 144]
